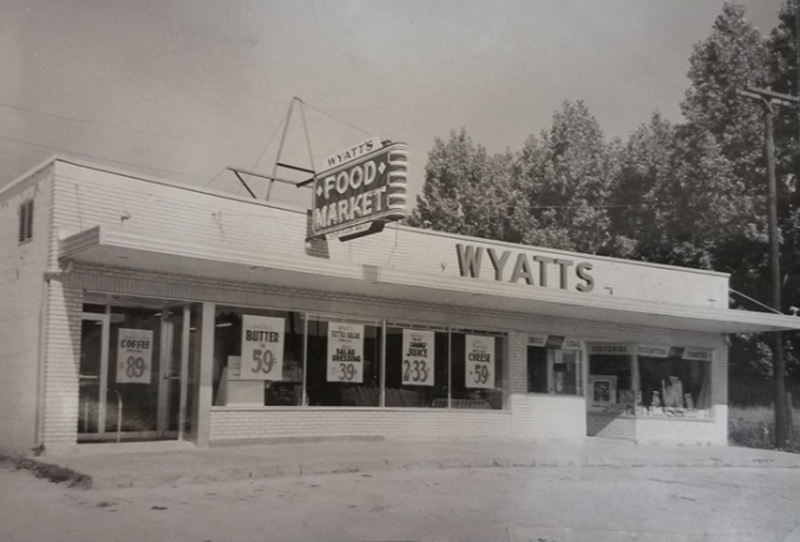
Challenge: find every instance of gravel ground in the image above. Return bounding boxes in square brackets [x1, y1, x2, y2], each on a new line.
[2, 462, 800, 542]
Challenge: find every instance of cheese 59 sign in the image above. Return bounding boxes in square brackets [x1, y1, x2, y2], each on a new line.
[311, 140, 408, 240]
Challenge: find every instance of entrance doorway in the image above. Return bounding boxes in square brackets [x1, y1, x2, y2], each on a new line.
[78, 301, 196, 443]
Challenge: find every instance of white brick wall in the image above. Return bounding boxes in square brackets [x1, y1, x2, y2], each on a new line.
[0, 163, 53, 453]
[40, 280, 83, 451]
[31, 160, 734, 448]
[43, 263, 725, 445]
[51, 160, 728, 308]
[210, 408, 514, 441]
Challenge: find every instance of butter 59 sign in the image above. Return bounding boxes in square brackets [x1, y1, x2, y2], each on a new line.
[240, 315, 285, 381]
[312, 141, 408, 239]
[465, 334, 495, 389]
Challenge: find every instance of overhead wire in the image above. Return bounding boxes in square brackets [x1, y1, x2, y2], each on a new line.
[0, 101, 260, 151]
[299, 98, 376, 138]
[0, 133, 210, 182]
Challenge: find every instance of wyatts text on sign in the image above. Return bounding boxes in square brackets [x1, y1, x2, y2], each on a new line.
[311, 138, 408, 241]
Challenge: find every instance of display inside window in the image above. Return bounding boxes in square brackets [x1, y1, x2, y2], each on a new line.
[385, 328, 448, 407]
[211, 309, 507, 411]
[528, 346, 583, 396]
[588, 352, 633, 413]
[638, 354, 711, 418]
[589, 375, 617, 406]
[213, 307, 304, 406]
[306, 319, 381, 407]
[450, 332, 504, 409]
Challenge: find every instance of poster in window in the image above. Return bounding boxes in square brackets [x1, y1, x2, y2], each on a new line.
[327, 322, 364, 383]
[589, 375, 617, 406]
[116, 328, 153, 384]
[402, 329, 435, 386]
[240, 315, 285, 381]
[465, 334, 495, 389]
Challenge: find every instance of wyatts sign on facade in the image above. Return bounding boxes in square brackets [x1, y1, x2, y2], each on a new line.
[455, 243, 595, 292]
[311, 137, 408, 241]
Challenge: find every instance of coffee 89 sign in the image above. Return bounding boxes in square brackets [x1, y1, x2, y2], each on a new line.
[311, 139, 408, 240]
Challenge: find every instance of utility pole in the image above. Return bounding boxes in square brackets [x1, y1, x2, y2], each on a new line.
[738, 86, 799, 449]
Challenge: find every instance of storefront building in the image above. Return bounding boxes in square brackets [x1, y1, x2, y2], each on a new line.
[2, 157, 800, 455]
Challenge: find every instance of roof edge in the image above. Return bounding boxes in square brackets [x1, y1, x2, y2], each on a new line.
[0, 154, 59, 197]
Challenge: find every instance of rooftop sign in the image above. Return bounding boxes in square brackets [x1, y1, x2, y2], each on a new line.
[311, 140, 408, 240]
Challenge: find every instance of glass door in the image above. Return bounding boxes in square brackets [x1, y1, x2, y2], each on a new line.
[78, 302, 192, 442]
[78, 313, 109, 437]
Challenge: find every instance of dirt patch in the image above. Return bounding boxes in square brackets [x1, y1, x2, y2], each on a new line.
[1, 455, 92, 489]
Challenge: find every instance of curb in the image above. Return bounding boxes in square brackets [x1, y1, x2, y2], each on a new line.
[81, 453, 800, 490]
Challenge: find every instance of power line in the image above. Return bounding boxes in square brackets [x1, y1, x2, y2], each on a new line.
[252, 106, 291, 171]
[0, 101, 261, 151]
[299, 98, 375, 138]
[0, 147, 42, 161]
[0, 133, 210, 182]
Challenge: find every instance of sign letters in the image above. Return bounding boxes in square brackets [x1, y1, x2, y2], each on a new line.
[312, 141, 408, 240]
[240, 315, 285, 381]
[465, 334, 495, 389]
[401, 329, 435, 386]
[116, 328, 153, 384]
[327, 322, 365, 383]
[455, 243, 595, 292]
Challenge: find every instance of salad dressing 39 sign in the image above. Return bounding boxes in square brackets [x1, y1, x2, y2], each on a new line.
[240, 315, 285, 380]
[327, 323, 364, 383]
[465, 335, 495, 389]
[402, 329, 434, 386]
[116, 328, 153, 384]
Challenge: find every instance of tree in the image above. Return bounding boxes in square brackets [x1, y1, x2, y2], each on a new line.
[511, 101, 619, 254]
[682, 2, 769, 187]
[608, 112, 676, 260]
[409, 128, 518, 241]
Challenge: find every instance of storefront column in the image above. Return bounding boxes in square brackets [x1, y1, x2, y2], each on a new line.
[195, 301, 215, 447]
[631, 354, 640, 406]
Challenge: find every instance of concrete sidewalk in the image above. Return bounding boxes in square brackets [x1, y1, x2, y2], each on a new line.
[43, 437, 800, 489]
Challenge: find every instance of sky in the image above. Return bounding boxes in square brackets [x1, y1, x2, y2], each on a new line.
[0, 0, 788, 210]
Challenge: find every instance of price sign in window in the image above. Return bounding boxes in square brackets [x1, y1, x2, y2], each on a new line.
[240, 315, 285, 381]
[116, 328, 153, 384]
[327, 322, 364, 383]
[465, 334, 495, 389]
[401, 329, 435, 386]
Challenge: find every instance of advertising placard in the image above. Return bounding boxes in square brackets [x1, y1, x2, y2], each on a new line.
[465, 334, 495, 389]
[327, 322, 364, 383]
[116, 328, 154, 384]
[401, 329, 435, 386]
[311, 141, 408, 239]
[240, 315, 285, 381]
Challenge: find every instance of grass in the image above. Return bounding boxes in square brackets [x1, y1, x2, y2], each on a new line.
[729, 405, 800, 453]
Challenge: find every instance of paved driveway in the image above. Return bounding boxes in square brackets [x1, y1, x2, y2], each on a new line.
[2, 459, 800, 541]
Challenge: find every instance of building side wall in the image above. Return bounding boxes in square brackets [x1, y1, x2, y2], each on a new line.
[0, 165, 53, 453]
[40, 280, 83, 452]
